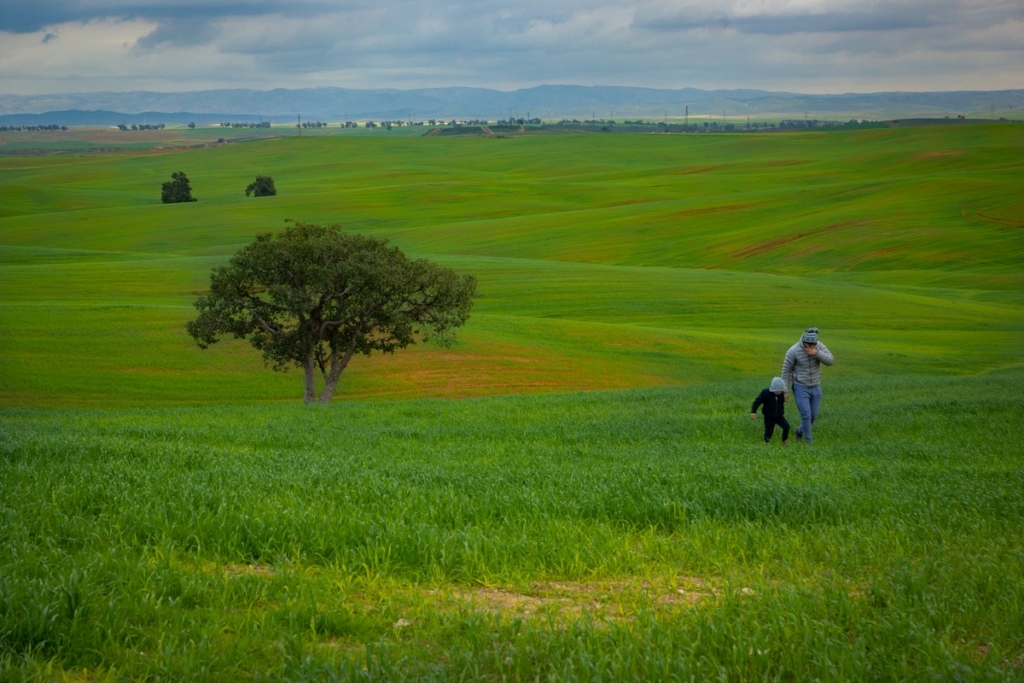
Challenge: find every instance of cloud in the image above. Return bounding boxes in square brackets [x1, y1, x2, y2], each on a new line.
[0, 0, 333, 33]
[0, 0, 1021, 95]
[135, 17, 219, 49]
[631, 0, 993, 35]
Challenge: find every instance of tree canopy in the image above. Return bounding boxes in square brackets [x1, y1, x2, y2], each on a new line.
[245, 175, 277, 197]
[161, 171, 196, 203]
[186, 221, 477, 403]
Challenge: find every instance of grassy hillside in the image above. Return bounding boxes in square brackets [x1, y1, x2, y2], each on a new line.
[1, 125, 1022, 407]
[2, 374, 1023, 680]
[1, 125, 1023, 680]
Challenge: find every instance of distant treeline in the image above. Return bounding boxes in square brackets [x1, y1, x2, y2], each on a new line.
[426, 117, 895, 136]
[221, 122, 272, 128]
[117, 124, 165, 131]
[544, 118, 890, 133]
[1, 124, 69, 132]
[552, 118, 888, 132]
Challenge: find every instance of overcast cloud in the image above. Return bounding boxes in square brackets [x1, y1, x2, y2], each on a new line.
[0, 0, 1021, 95]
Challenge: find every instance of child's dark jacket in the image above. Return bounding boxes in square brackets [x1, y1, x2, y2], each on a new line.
[752, 389, 785, 419]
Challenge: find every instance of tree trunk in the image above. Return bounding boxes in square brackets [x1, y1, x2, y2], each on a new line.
[318, 337, 359, 404]
[304, 355, 317, 404]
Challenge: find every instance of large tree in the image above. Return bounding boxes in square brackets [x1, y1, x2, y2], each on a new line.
[186, 221, 477, 403]
[161, 171, 196, 203]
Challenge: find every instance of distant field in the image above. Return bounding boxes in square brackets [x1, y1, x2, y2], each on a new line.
[1, 124, 1023, 680]
[1, 124, 1022, 407]
[0, 123, 432, 155]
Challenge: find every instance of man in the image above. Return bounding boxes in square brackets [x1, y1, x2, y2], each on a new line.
[781, 327, 834, 444]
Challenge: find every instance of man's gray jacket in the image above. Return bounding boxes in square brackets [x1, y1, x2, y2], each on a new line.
[782, 342, 834, 388]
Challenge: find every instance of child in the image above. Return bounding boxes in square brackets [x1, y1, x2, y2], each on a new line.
[750, 377, 790, 445]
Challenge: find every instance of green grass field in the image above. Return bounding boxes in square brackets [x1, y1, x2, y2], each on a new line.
[1, 124, 1023, 680]
[2, 125, 1022, 406]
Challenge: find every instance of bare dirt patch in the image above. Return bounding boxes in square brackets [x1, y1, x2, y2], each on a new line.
[222, 563, 275, 577]
[433, 577, 716, 622]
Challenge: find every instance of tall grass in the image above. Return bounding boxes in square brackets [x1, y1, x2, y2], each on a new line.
[2, 373, 1023, 680]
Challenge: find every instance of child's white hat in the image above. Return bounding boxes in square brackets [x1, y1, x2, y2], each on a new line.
[770, 377, 785, 392]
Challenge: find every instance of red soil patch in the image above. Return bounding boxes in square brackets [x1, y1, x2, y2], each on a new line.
[726, 220, 866, 263]
[976, 209, 1024, 229]
[669, 203, 749, 218]
[669, 165, 725, 175]
[913, 150, 960, 160]
[342, 343, 661, 400]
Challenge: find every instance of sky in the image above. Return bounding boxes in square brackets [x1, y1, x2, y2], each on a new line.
[1, 1, 1022, 95]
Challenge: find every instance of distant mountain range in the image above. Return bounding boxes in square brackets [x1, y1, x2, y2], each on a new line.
[1, 86, 1022, 125]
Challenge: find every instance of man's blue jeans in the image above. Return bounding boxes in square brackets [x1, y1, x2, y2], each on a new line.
[792, 383, 822, 443]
